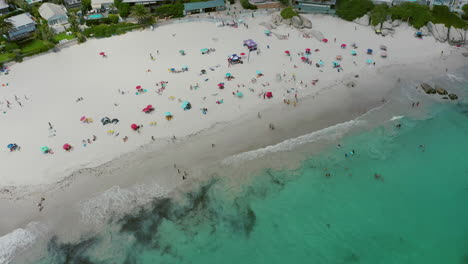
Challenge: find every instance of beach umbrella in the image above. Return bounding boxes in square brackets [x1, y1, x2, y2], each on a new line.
[7, 144, 14, 149]
[381, 52, 388, 58]
[147, 105, 153, 109]
[301, 56, 307, 61]
[131, 124, 138, 130]
[99, 52, 105, 55]
[284, 50, 290, 55]
[341, 44, 347, 48]
[101, 117, 111, 125]
[136, 85, 142, 90]
[367, 49, 373, 54]
[226, 73, 232, 77]
[305, 48, 311, 52]
[201, 48, 209, 53]
[181, 101, 190, 109]
[322, 38, 328, 43]
[164, 112, 172, 117]
[367, 59, 373, 64]
[218, 82, 224, 88]
[179, 50, 185, 54]
[264, 30, 271, 34]
[336, 55, 342, 60]
[236, 91, 244, 97]
[266, 92, 273, 98]
[351, 50, 357, 56]
[40, 146, 49, 153]
[256, 70, 262, 75]
[318, 60, 324, 66]
[240, 52, 246, 56]
[333, 61, 339, 66]
[305, 53, 310, 58]
[63, 144, 71, 150]
[182, 65, 188, 69]
[80, 116, 86, 122]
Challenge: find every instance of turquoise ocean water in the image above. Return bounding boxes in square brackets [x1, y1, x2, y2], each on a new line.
[6, 71, 468, 264]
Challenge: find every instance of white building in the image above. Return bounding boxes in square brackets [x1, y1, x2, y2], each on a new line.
[38, 3, 69, 33]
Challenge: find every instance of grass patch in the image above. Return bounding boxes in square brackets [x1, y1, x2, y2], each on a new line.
[431, 5, 466, 28]
[281, 7, 298, 19]
[54, 32, 76, 42]
[20, 39, 48, 53]
[0, 53, 15, 63]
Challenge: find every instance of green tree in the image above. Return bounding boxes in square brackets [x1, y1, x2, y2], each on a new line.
[119, 3, 130, 18]
[370, 4, 389, 26]
[462, 4, 468, 15]
[68, 12, 80, 32]
[131, 4, 154, 25]
[280, 7, 297, 19]
[36, 21, 55, 42]
[336, 0, 374, 21]
[0, 18, 14, 37]
[81, 0, 92, 14]
[13, 0, 31, 11]
[114, 0, 122, 8]
[391, 3, 431, 29]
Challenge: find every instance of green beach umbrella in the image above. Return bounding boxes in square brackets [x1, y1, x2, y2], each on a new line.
[236, 91, 244, 97]
[226, 73, 232, 77]
[201, 48, 209, 53]
[41, 146, 49, 153]
[256, 70, 262, 75]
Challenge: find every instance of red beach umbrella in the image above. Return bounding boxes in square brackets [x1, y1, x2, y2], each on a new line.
[131, 124, 138, 130]
[266, 92, 273, 98]
[301, 57, 307, 61]
[322, 39, 328, 43]
[284, 50, 290, 54]
[99, 52, 105, 55]
[80, 116, 86, 122]
[305, 48, 311, 52]
[63, 143, 72, 150]
[240, 52, 246, 56]
[136, 85, 142, 90]
[341, 44, 347, 48]
[147, 105, 152, 109]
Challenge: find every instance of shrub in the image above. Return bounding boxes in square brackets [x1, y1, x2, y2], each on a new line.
[108, 14, 120, 24]
[431, 5, 466, 29]
[4, 42, 19, 52]
[336, 0, 374, 21]
[370, 4, 389, 26]
[280, 7, 297, 19]
[119, 3, 131, 18]
[278, 0, 289, 5]
[391, 3, 431, 29]
[240, 0, 257, 10]
[83, 23, 141, 38]
[463, 4, 468, 15]
[154, 3, 184, 18]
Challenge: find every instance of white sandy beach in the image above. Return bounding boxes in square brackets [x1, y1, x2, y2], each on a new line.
[1, 13, 464, 188]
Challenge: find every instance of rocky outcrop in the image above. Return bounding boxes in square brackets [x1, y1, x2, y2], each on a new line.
[283, 18, 291, 25]
[271, 13, 282, 26]
[310, 30, 324, 41]
[448, 26, 465, 44]
[353, 14, 370, 26]
[421, 83, 436, 94]
[391, 19, 401, 27]
[448, 94, 458, 100]
[435, 85, 448, 95]
[419, 26, 430, 36]
[382, 21, 393, 30]
[292, 16, 303, 29]
[301, 15, 312, 29]
[427, 22, 448, 42]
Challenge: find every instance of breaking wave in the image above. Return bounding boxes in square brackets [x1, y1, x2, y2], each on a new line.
[0, 222, 47, 264]
[222, 119, 365, 165]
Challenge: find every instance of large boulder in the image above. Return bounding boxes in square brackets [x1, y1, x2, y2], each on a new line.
[292, 16, 303, 28]
[448, 26, 465, 44]
[353, 14, 370, 26]
[300, 15, 312, 29]
[435, 85, 448, 95]
[421, 83, 436, 94]
[381, 28, 393, 36]
[271, 13, 282, 26]
[427, 22, 448, 42]
[448, 94, 458, 100]
[391, 19, 401, 27]
[419, 26, 430, 36]
[371, 23, 382, 31]
[310, 30, 324, 41]
[283, 18, 291, 25]
[382, 21, 393, 30]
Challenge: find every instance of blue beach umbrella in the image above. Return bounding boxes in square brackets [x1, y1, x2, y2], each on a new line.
[264, 30, 271, 34]
[367, 49, 373, 54]
[318, 60, 324, 66]
[256, 70, 262, 75]
[351, 50, 357, 55]
[226, 73, 232, 77]
[7, 143, 15, 149]
[181, 101, 191, 109]
[164, 112, 172, 117]
[367, 59, 373, 64]
[333, 61, 339, 66]
[305, 53, 310, 58]
[236, 91, 244, 97]
[201, 48, 209, 53]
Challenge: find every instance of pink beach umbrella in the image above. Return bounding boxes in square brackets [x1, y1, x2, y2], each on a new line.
[305, 48, 311, 52]
[240, 52, 246, 56]
[63, 143, 72, 151]
[136, 85, 142, 90]
[266, 92, 273, 98]
[99, 52, 105, 56]
[341, 44, 347, 48]
[284, 50, 290, 55]
[322, 39, 328, 43]
[131, 124, 139, 130]
[301, 56, 307, 61]
[80, 116, 86, 122]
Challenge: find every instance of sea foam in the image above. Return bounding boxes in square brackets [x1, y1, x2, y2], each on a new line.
[222, 119, 364, 165]
[0, 222, 47, 264]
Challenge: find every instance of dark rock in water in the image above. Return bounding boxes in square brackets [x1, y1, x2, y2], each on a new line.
[435, 85, 448, 95]
[448, 94, 458, 100]
[442, 96, 448, 100]
[421, 83, 436, 94]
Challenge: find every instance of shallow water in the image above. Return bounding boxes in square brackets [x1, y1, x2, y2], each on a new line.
[5, 66, 468, 264]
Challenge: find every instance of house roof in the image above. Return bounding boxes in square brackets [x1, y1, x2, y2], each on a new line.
[184, 0, 225, 11]
[38, 3, 67, 20]
[6, 13, 36, 28]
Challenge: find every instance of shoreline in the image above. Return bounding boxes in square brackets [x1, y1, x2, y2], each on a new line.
[0, 52, 466, 237]
[0, 12, 467, 242]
